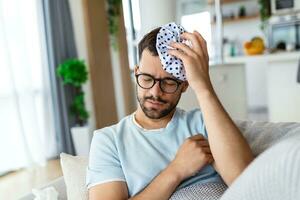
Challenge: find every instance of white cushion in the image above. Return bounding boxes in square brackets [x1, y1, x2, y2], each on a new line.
[60, 153, 88, 200]
[220, 133, 300, 200]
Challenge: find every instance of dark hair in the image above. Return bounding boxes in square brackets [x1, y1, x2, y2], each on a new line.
[138, 27, 160, 61]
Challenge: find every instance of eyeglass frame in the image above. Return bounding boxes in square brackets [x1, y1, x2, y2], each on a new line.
[135, 73, 183, 94]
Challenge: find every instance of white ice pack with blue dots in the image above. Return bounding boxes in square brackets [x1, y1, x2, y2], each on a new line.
[156, 22, 191, 81]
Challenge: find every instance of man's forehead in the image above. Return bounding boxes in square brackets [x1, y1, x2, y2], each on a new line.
[139, 49, 174, 78]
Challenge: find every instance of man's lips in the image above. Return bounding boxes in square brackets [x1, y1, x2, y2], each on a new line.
[146, 99, 165, 107]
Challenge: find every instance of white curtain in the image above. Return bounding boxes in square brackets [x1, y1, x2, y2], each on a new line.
[0, 0, 57, 174]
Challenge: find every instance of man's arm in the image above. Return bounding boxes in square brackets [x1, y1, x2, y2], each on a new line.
[129, 163, 183, 200]
[168, 31, 254, 186]
[89, 135, 214, 200]
[89, 181, 129, 200]
[89, 165, 180, 200]
[195, 86, 254, 185]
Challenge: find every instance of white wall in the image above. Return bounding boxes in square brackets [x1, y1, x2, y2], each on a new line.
[138, 0, 176, 37]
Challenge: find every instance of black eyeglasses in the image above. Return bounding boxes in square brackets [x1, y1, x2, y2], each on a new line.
[135, 73, 182, 94]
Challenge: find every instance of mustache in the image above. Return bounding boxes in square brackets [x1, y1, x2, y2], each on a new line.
[144, 96, 168, 104]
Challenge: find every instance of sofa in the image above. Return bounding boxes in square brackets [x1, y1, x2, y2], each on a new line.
[20, 120, 300, 200]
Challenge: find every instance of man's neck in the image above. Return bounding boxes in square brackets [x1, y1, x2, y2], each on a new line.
[134, 108, 176, 130]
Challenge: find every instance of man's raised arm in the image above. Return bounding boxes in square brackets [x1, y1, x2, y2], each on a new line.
[168, 31, 254, 186]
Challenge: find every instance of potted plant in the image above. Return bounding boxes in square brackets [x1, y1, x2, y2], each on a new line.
[57, 59, 90, 156]
[258, 0, 271, 33]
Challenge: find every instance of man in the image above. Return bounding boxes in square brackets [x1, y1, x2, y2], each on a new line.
[86, 24, 254, 200]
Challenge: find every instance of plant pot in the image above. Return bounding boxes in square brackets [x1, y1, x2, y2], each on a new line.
[70, 126, 91, 156]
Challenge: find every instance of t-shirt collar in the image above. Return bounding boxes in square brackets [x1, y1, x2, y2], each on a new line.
[132, 109, 177, 132]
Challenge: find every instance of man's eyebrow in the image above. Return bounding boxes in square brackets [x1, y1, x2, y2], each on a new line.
[138, 71, 175, 80]
[144, 74, 176, 80]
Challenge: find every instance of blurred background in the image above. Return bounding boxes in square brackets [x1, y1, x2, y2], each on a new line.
[0, 0, 300, 199]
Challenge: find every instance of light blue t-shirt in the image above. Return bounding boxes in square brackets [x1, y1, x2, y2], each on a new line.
[86, 108, 223, 196]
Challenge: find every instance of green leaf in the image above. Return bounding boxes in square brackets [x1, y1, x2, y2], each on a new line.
[57, 59, 88, 87]
[70, 92, 89, 125]
[57, 58, 90, 125]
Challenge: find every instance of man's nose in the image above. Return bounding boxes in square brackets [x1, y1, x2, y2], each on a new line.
[149, 81, 163, 96]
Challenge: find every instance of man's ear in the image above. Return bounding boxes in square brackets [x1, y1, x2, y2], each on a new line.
[181, 81, 189, 93]
[134, 65, 139, 75]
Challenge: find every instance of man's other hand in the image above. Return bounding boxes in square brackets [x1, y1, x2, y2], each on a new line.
[169, 134, 214, 180]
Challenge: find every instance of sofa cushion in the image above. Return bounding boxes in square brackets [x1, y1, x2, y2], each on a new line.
[60, 153, 88, 200]
[220, 133, 300, 200]
[234, 120, 300, 156]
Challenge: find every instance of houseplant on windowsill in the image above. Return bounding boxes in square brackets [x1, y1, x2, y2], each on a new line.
[57, 59, 90, 156]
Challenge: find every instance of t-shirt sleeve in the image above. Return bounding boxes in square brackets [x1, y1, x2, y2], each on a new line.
[187, 108, 209, 139]
[86, 129, 126, 189]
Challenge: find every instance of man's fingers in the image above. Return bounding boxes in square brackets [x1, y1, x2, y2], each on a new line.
[189, 134, 206, 140]
[180, 32, 203, 55]
[207, 155, 214, 164]
[193, 31, 209, 59]
[193, 30, 206, 46]
[167, 49, 187, 62]
[201, 147, 212, 154]
[169, 42, 197, 58]
[196, 140, 210, 147]
[181, 31, 206, 60]
[205, 153, 214, 163]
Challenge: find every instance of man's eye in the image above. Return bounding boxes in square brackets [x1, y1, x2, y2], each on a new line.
[142, 78, 152, 82]
[163, 80, 177, 86]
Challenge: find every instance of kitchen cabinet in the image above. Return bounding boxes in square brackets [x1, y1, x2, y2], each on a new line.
[210, 63, 247, 120]
[178, 63, 247, 120]
[225, 51, 300, 122]
[207, 0, 254, 5]
[267, 59, 300, 122]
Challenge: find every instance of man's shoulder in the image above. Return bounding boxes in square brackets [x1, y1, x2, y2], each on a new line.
[176, 107, 203, 120]
[93, 114, 132, 138]
[176, 107, 206, 133]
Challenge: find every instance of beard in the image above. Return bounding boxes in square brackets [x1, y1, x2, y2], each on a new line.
[136, 87, 181, 119]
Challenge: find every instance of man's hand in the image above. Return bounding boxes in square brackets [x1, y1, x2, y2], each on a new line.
[168, 31, 211, 92]
[169, 134, 214, 180]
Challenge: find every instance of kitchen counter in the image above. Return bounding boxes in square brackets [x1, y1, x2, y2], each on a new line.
[224, 51, 300, 64]
[222, 50, 300, 122]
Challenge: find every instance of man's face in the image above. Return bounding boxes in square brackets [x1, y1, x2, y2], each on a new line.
[135, 49, 188, 119]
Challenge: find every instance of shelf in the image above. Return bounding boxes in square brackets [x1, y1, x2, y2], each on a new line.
[211, 14, 260, 24]
[207, 0, 254, 5]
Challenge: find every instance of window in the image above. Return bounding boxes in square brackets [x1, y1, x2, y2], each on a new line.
[181, 11, 213, 57]
[0, 0, 56, 174]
